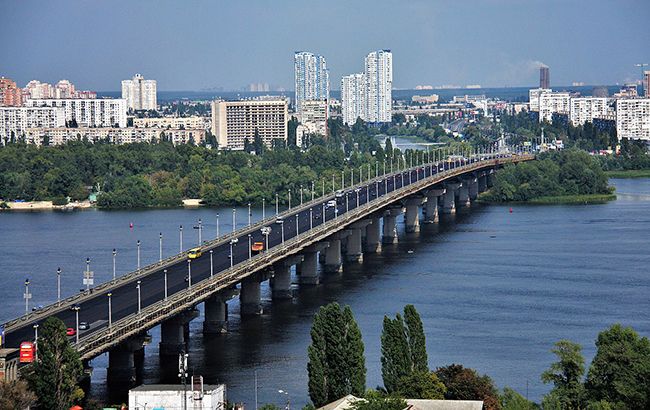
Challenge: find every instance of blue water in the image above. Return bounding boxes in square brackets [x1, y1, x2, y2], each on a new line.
[0, 178, 648, 406]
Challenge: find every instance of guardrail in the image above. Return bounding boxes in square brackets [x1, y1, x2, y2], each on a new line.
[75, 154, 533, 359]
[3, 153, 533, 336]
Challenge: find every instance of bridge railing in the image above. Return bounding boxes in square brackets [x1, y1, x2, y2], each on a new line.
[74, 154, 532, 358]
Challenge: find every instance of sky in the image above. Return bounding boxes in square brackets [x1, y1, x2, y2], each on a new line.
[1, 0, 648, 91]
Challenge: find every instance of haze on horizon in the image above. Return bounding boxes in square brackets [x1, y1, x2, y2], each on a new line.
[1, 0, 648, 92]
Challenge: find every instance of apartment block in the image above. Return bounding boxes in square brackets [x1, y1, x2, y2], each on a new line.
[298, 100, 328, 137]
[569, 97, 613, 126]
[122, 74, 157, 111]
[133, 116, 207, 130]
[0, 106, 65, 142]
[364, 50, 393, 124]
[211, 99, 288, 150]
[0, 77, 23, 106]
[294, 51, 329, 114]
[341, 73, 366, 126]
[24, 127, 204, 146]
[616, 98, 650, 141]
[539, 92, 570, 123]
[528, 88, 552, 112]
[25, 98, 127, 127]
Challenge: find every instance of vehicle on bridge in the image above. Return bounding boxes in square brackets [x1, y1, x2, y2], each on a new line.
[251, 242, 264, 253]
[19, 341, 34, 363]
[188, 247, 203, 259]
[66, 327, 76, 336]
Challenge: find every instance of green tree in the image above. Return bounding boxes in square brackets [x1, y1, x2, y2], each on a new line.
[435, 364, 501, 410]
[0, 379, 37, 409]
[500, 387, 537, 410]
[585, 324, 650, 408]
[24, 317, 84, 410]
[541, 340, 585, 409]
[350, 393, 407, 410]
[396, 371, 446, 399]
[308, 303, 366, 407]
[258, 405, 281, 410]
[403, 305, 428, 374]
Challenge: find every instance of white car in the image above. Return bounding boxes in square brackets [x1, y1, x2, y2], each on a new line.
[326, 200, 337, 208]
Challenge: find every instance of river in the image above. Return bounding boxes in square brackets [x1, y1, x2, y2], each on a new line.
[1, 178, 648, 406]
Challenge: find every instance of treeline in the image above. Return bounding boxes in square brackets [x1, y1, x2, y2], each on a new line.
[304, 303, 650, 410]
[481, 149, 611, 202]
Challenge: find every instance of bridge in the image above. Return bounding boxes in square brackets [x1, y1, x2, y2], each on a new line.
[2, 152, 534, 383]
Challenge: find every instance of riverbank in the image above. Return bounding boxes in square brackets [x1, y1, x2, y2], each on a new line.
[0, 200, 94, 211]
[605, 169, 650, 178]
[478, 192, 616, 205]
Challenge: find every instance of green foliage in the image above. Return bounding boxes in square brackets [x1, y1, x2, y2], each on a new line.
[395, 371, 446, 399]
[482, 149, 611, 202]
[258, 405, 282, 410]
[585, 324, 650, 409]
[381, 305, 428, 393]
[435, 364, 501, 410]
[500, 387, 537, 410]
[307, 303, 366, 407]
[541, 340, 586, 409]
[0, 379, 37, 409]
[350, 393, 407, 410]
[24, 317, 84, 410]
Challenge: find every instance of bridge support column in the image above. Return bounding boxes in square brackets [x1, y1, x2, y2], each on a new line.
[159, 309, 199, 356]
[383, 207, 403, 244]
[487, 170, 495, 188]
[468, 177, 479, 200]
[478, 172, 487, 193]
[458, 179, 472, 207]
[241, 274, 263, 315]
[299, 243, 328, 285]
[324, 239, 343, 273]
[404, 196, 425, 233]
[203, 287, 237, 334]
[442, 183, 461, 214]
[364, 216, 382, 253]
[424, 189, 445, 223]
[271, 255, 303, 299]
[107, 336, 145, 386]
[345, 221, 371, 262]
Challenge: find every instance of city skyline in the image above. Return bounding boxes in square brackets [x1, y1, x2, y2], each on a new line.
[1, 0, 648, 91]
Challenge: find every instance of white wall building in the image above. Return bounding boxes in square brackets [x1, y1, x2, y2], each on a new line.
[539, 92, 570, 123]
[616, 98, 650, 141]
[133, 116, 207, 130]
[528, 88, 552, 112]
[211, 99, 288, 150]
[364, 50, 393, 124]
[298, 99, 328, 137]
[25, 98, 127, 127]
[569, 97, 613, 126]
[129, 383, 225, 410]
[341, 73, 366, 126]
[122, 73, 157, 111]
[294, 51, 329, 114]
[24, 127, 204, 146]
[0, 106, 65, 142]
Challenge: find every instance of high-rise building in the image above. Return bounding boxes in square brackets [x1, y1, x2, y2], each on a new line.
[616, 98, 650, 141]
[0, 77, 23, 107]
[540, 65, 550, 89]
[294, 51, 329, 114]
[538, 91, 570, 123]
[644, 71, 650, 98]
[341, 73, 366, 126]
[0, 106, 65, 142]
[569, 97, 613, 126]
[364, 50, 393, 124]
[211, 99, 288, 150]
[529, 88, 552, 112]
[25, 98, 127, 127]
[54, 80, 76, 99]
[121, 74, 157, 111]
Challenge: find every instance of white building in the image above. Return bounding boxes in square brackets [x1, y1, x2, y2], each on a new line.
[24, 80, 54, 99]
[24, 127, 204, 146]
[129, 383, 225, 410]
[211, 99, 288, 150]
[528, 88, 552, 112]
[0, 106, 65, 142]
[341, 73, 366, 126]
[539, 92, 570, 123]
[133, 116, 207, 130]
[294, 51, 329, 114]
[122, 73, 157, 111]
[25, 98, 127, 127]
[569, 97, 613, 126]
[364, 49, 393, 124]
[616, 98, 650, 141]
[298, 99, 328, 137]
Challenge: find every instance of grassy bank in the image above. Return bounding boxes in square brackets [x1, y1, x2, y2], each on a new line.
[605, 169, 650, 179]
[479, 192, 616, 205]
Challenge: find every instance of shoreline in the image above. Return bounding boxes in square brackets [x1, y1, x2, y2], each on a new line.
[478, 193, 617, 205]
[605, 169, 650, 179]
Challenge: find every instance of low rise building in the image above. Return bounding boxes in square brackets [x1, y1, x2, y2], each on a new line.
[211, 98, 288, 150]
[24, 126, 204, 146]
[0, 106, 65, 142]
[616, 98, 650, 141]
[298, 99, 328, 136]
[133, 116, 207, 130]
[25, 98, 127, 127]
[129, 383, 225, 410]
[412, 94, 439, 104]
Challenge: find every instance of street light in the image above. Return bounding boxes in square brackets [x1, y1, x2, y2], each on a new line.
[71, 304, 80, 344]
[229, 238, 238, 268]
[33, 324, 39, 361]
[288, 189, 291, 210]
[311, 181, 315, 201]
[248, 234, 252, 258]
[107, 292, 113, 329]
[164, 269, 168, 300]
[248, 203, 252, 226]
[300, 184, 303, 205]
[85, 257, 92, 291]
[232, 208, 236, 233]
[136, 240, 141, 270]
[159, 232, 163, 261]
[136, 280, 142, 314]
[56, 267, 61, 303]
[187, 259, 192, 288]
[198, 218, 203, 245]
[296, 214, 299, 236]
[24, 278, 31, 313]
[210, 249, 214, 277]
[216, 213, 220, 238]
[112, 249, 117, 280]
[179, 225, 183, 252]
[262, 198, 266, 220]
[261, 227, 271, 252]
[309, 208, 313, 230]
[275, 193, 279, 215]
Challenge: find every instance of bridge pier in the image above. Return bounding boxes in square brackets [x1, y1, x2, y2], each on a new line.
[240, 273, 264, 315]
[364, 216, 382, 253]
[107, 336, 146, 386]
[404, 196, 425, 233]
[203, 287, 237, 334]
[271, 255, 303, 299]
[487, 170, 495, 188]
[345, 221, 371, 262]
[478, 172, 487, 193]
[383, 207, 403, 244]
[458, 179, 472, 208]
[299, 243, 328, 285]
[442, 183, 461, 214]
[159, 309, 199, 356]
[324, 232, 349, 273]
[423, 188, 445, 223]
[468, 176, 479, 200]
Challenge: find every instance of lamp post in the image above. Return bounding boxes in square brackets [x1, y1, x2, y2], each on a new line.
[311, 181, 315, 201]
[248, 203, 252, 226]
[216, 213, 220, 238]
[85, 257, 92, 291]
[136, 280, 142, 314]
[288, 189, 291, 210]
[71, 304, 80, 344]
[24, 278, 31, 313]
[341, 170, 345, 190]
[262, 198, 266, 220]
[275, 193, 279, 215]
[229, 238, 238, 268]
[164, 269, 168, 300]
[179, 225, 183, 252]
[210, 250, 214, 277]
[159, 232, 163, 261]
[300, 185, 303, 205]
[112, 249, 117, 280]
[309, 208, 313, 230]
[198, 218, 202, 245]
[261, 227, 271, 252]
[322, 202, 326, 223]
[107, 292, 112, 329]
[248, 234, 252, 258]
[232, 208, 236, 233]
[322, 179, 325, 197]
[279, 220, 285, 244]
[187, 259, 192, 288]
[331, 174, 335, 193]
[296, 214, 299, 236]
[136, 240, 141, 270]
[33, 324, 39, 361]
[56, 267, 61, 303]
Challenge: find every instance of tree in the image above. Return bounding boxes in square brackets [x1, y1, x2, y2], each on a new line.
[435, 364, 501, 410]
[308, 303, 366, 407]
[0, 379, 37, 409]
[25, 317, 84, 410]
[541, 340, 585, 409]
[396, 371, 446, 399]
[350, 392, 407, 410]
[500, 387, 537, 410]
[403, 305, 428, 374]
[585, 324, 650, 408]
[258, 405, 281, 410]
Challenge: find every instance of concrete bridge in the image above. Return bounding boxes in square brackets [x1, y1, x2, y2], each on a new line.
[1, 152, 533, 384]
